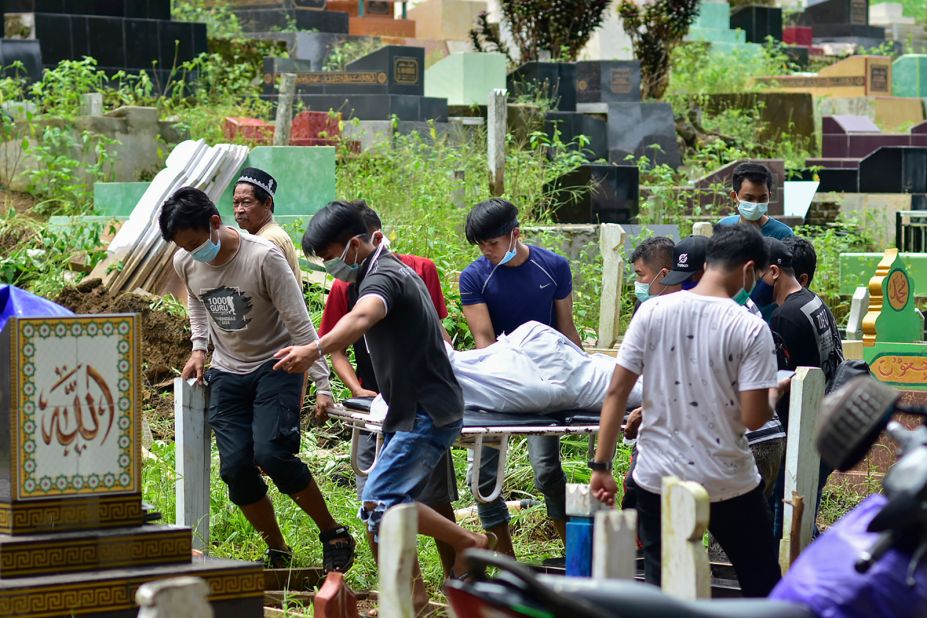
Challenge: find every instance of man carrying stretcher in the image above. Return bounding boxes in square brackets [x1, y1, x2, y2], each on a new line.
[274, 201, 494, 594]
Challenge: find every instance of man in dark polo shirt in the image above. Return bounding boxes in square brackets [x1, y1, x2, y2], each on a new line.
[274, 201, 493, 601]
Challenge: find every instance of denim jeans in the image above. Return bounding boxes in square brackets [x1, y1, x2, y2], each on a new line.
[360, 409, 462, 537]
[468, 435, 567, 529]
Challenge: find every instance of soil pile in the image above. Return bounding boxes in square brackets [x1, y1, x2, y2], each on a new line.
[55, 278, 191, 430]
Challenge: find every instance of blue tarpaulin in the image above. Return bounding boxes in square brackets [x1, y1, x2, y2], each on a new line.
[0, 285, 73, 332]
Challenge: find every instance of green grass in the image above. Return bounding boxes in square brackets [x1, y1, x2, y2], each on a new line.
[142, 417, 634, 600]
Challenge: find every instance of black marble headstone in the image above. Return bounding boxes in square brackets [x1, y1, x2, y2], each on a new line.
[286, 93, 449, 122]
[730, 5, 782, 43]
[266, 45, 424, 97]
[507, 62, 576, 112]
[28, 12, 70, 64]
[798, 0, 884, 40]
[124, 18, 160, 69]
[233, 7, 348, 34]
[0, 38, 41, 80]
[544, 111, 608, 161]
[546, 163, 640, 224]
[605, 102, 681, 168]
[87, 16, 125, 68]
[575, 60, 641, 104]
[858, 147, 927, 193]
[817, 167, 859, 192]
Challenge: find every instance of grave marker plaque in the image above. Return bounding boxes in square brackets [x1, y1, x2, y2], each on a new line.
[575, 60, 641, 104]
[0, 315, 143, 534]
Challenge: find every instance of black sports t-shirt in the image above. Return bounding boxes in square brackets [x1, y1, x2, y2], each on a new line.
[770, 288, 844, 425]
[357, 251, 463, 433]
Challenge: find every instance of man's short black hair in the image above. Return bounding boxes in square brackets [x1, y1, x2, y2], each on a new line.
[302, 200, 370, 257]
[465, 198, 519, 244]
[706, 224, 769, 271]
[350, 199, 382, 232]
[630, 236, 674, 271]
[159, 187, 220, 242]
[783, 236, 817, 284]
[236, 181, 274, 212]
[732, 162, 774, 194]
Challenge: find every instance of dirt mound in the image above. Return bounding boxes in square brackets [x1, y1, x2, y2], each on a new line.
[55, 279, 191, 435]
[55, 278, 191, 384]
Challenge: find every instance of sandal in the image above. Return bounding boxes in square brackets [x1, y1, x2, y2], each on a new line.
[450, 532, 498, 581]
[265, 546, 293, 569]
[320, 525, 356, 574]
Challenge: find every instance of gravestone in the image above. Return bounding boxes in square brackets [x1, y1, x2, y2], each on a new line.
[783, 26, 813, 47]
[858, 147, 927, 193]
[3, 5, 206, 88]
[424, 52, 506, 106]
[0, 313, 263, 616]
[407, 0, 487, 41]
[507, 62, 576, 112]
[862, 249, 927, 391]
[0, 38, 40, 80]
[544, 112, 608, 161]
[575, 60, 641, 107]
[232, 6, 348, 34]
[798, 0, 885, 46]
[816, 168, 859, 192]
[686, 0, 763, 56]
[757, 55, 892, 97]
[730, 5, 782, 44]
[265, 45, 448, 122]
[605, 101, 682, 168]
[545, 163, 639, 224]
[892, 55, 927, 98]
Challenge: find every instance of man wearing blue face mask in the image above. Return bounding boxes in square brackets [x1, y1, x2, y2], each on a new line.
[630, 236, 676, 309]
[160, 187, 355, 573]
[718, 163, 794, 240]
[458, 198, 581, 558]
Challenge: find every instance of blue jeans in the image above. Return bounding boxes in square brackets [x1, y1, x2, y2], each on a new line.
[469, 435, 567, 529]
[360, 409, 462, 537]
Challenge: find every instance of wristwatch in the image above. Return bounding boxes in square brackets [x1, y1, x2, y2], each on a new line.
[587, 459, 613, 472]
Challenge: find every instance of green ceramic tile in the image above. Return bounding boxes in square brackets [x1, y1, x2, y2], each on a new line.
[425, 52, 507, 106]
[893, 54, 927, 97]
[93, 182, 150, 217]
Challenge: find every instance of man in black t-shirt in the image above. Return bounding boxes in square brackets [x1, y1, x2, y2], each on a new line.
[752, 237, 843, 537]
[275, 202, 494, 602]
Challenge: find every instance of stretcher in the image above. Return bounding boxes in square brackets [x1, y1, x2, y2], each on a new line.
[329, 397, 604, 504]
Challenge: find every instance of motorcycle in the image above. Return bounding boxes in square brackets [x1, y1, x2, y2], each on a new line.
[446, 377, 927, 618]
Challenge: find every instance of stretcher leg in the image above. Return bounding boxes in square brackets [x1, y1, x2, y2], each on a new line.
[350, 426, 383, 478]
[469, 435, 508, 504]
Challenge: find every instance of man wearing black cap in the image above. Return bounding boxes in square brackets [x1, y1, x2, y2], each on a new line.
[234, 167, 301, 280]
[659, 235, 709, 290]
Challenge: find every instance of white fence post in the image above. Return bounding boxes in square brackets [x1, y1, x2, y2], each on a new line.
[661, 476, 710, 600]
[175, 378, 211, 551]
[597, 223, 626, 348]
[592, 509, 637, 580]
[136, 576, 213, 618]
[378, 504, 417, 618]
[780, 366, 825, 571]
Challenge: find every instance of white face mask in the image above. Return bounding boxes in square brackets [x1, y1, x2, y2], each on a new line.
[738, 200, 769, 222]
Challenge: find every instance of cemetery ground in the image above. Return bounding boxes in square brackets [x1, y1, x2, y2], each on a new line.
[0, 15, 919, 613]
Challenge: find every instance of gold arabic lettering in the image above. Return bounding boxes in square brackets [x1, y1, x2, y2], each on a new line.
[38, 364, 116, 456]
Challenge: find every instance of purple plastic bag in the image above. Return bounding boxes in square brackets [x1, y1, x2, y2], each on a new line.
[0, 285, 73, 332]
[771, 494, 927, 618]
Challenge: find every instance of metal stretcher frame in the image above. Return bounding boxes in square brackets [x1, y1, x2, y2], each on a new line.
[329, 404, 601, 504]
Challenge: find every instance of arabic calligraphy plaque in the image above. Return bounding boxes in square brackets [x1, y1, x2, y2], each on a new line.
[9, 316, 140, 501]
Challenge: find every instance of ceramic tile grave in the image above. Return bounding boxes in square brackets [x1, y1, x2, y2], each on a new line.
[893, 54, 927, 98]
[0, 315, 264, 617]
[756, 55, 891, 97]
[424, 52, 506, 106]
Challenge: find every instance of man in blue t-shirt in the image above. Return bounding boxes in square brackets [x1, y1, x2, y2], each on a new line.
[459, 198, 582, 558]
[718, 162, 794, 240]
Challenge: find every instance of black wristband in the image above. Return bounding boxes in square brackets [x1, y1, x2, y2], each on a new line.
[587, 459, 612, 472]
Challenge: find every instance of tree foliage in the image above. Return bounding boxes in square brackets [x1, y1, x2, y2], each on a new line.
[470, 0, 610, 63]
[618, 0, 701, 99]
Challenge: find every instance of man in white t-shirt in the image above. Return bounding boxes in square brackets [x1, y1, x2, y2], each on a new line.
[590, 224, 781, 597]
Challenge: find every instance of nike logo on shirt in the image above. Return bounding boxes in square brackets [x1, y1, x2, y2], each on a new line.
[540, 283, 552, 289]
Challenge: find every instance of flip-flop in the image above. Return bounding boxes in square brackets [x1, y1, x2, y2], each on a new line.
[450, 531, 498, 581]
[320, 525, 356, 574]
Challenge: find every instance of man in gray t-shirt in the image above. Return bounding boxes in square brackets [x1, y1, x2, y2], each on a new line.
[160, 187, 354, 573]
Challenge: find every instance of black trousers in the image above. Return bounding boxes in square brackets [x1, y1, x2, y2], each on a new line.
[206, 359, 311, 506]
[629, 474, 782, 597]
